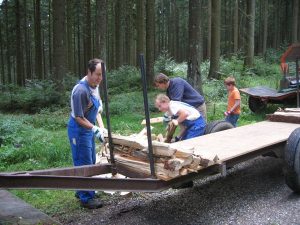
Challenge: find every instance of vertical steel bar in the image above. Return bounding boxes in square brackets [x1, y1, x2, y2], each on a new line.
[139, 54, 156, 178]
[296, 58, 300, 108]
[101, 62, 116, 174]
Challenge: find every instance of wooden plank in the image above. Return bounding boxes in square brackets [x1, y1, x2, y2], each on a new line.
[109, 134, 147, 149]
[283, 108, 300, 112]
[267, 113, 300, 124]
[170, 121, 300, 163]
[141, 117, 164, 125]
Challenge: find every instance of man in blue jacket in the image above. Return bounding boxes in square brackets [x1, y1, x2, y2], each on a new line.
[67, 58, 106, 209]
[154, 73, 207, 121]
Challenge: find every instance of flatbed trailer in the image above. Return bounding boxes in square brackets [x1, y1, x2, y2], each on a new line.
[241, 43, 300, 113]
[1, 120, 300, 193]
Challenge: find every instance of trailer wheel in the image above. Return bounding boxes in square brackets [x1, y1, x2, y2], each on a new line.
[248, 96, 266, 113]
[204, 120, 234, 135]
[284, 127, 300, 193]
[284, 168, 300, 193]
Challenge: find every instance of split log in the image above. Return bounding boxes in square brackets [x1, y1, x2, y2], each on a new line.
[141, 117, 164, 125]
[151, 141, 176, 157]
[114, 154, 180, 180]
[165, 122, 177, 143]
[164, 156, 193, 171]
[174, 146, 194, 158]
[108, 134, 147, 149]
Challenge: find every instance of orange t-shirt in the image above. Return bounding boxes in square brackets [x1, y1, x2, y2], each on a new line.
[227, 86, 241, 114]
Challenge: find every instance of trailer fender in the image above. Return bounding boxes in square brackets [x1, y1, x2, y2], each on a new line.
[204, 120, 234, 135]
[284, 127, 300, 193]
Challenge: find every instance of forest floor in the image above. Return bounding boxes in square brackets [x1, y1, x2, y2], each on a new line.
[53, 156, 300, 225]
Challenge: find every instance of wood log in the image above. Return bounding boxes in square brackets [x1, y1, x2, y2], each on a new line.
[141, 117, 164, 125]
[151, 141, 176, 157]
[174, 146, 194, 158]
[114, 154, 180, 180]
[108, 134, 147, 149]
[164, 156, 193, 171]
[165, 122, 177, 143]
[189, 156, 201, 170]
[156, 133, 165, 142]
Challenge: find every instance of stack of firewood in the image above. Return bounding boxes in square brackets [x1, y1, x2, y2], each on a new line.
[104, 133, 219, 181]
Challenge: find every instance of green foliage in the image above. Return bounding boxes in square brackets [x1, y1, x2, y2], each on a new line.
[0, 80, 67, 113]
[107, 65, 142, 95]
[154, 51, 187, 77]
[0, 113, 71, 172]
[107, 91, 159, 116]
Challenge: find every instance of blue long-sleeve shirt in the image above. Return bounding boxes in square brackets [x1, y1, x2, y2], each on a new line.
[166, 77, 205, 108]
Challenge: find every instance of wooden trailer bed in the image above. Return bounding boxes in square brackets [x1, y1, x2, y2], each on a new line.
[171, 121, 300, 163]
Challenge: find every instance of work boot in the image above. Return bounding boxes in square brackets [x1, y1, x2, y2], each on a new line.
[80, 198, 103, 209]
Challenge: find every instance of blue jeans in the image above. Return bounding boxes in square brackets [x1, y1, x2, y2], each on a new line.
[225, 114, 240, 127]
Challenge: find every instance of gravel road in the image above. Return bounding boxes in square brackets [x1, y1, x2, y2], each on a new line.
[57, 156, 300, 225]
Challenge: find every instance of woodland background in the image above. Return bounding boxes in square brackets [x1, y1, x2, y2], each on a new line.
[0, 0, 299, 87]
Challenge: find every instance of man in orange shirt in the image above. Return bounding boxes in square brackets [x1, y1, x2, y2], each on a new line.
[224, 76, 241, 127]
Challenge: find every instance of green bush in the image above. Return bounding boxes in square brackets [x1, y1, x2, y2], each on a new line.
[107, 65, 142, 95]
[0, 80, 66, 113]
[154, 51, 187, 77]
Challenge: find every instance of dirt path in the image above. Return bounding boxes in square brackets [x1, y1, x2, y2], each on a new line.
[55, 156, 300, 225]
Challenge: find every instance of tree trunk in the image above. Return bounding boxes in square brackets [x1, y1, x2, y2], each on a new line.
[146, 0, 155, 86]
[34, 0, 43, 79]
[136, 0, 145, 66]
[108, 0, 116, 70]
[52, 0, 66, 92]
[48, 0, 52, 76]
[292, 0, 299, 43]
[187, 0, 202, 94]
[0, 17, 4, 84]
[96, 0, 107, 61]
[4, 0, 11, 83]
[115, 0, 123, 68]
[84, 0, 91, 65]
[208, 0, 221, 79]
[244, 0, 255, 67]
[66, 1, 74, 74]
[233, 0, 238, 53]
[16, 0, 24, 86]
[262, 0, 268, 56]
[207, 0, 211, 58]
[23, 0, 32, 80]
[125, 0, 134, 65]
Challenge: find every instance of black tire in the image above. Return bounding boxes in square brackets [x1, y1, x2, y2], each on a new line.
[284, 167, 300, 193]
[284, 127, 300, 193]
[248, 96, 266, 113]
[285, 128, 300, 168]
[204, 120, 234, 135]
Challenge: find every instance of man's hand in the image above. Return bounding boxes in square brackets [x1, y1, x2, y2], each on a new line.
[92, 126, 105, 143]
[224, 111, 231, 116]
[171, 119, 179, 126]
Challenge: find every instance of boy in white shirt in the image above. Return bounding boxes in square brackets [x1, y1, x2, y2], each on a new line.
[155, 94, 206, 141]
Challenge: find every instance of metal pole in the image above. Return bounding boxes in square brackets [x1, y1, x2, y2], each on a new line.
[101, 62, 116, 175]
[139, 54, 156, 178]
[296, 58, 300, 108]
